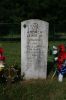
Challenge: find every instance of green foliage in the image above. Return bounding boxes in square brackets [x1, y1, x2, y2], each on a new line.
[0, 0, 66, 25]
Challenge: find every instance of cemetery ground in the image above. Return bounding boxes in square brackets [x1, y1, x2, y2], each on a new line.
[0, 40, 66, 100]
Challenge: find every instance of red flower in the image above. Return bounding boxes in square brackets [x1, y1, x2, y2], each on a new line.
[58, 44, 65, 52]
[0, 56, 5, 60]
[57, 51, 66, 70]
[0, 48, 4, 54]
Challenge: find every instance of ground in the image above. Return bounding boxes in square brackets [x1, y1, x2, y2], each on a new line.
[0, 40, 66, 100]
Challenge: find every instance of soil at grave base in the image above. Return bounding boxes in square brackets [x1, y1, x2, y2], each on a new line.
[20, 79, 47, 85]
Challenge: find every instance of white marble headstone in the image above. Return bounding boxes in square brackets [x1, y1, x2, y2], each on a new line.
[21, 19, 49, 79]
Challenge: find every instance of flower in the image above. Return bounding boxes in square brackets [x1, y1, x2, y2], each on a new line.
[57, 51, 66, 70]
[0, 56, 5, 61]
[0, 48, 4, 54]
[58, 44, 65, 52]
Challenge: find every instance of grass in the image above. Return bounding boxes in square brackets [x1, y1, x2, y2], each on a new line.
[0, 78, 66, 100]
[49, 40, 66, 48]
[0, 33, 21, 38]
[0, 41, 21, 67]
[0, 40, 66, 100]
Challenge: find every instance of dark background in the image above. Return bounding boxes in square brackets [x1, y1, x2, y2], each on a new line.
[0, 0, 66, 38]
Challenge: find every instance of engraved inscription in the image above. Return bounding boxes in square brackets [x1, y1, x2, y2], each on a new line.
[27, 23, 43, 68]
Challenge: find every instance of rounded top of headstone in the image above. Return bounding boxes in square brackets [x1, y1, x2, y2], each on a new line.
[21, 19, 49, 24]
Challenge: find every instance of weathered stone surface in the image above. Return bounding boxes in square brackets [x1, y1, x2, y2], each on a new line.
[21, 19, 49, 79]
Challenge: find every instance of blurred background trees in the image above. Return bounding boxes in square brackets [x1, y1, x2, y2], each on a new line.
[0, 0, 66, 35]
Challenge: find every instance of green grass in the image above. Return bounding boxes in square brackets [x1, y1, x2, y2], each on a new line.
[0, 41, 21, 67]
[0, 40, 66, 100]
[0, 34, 20, 38]
[49, 40, 66, 48]
[0, 78, 66, 100]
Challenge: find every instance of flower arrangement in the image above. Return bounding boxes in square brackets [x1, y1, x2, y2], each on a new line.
[0, 48, 5, 71]
[51, 44, 66, 82]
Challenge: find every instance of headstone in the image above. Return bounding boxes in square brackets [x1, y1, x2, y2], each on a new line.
[21, 19, 49, 79]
